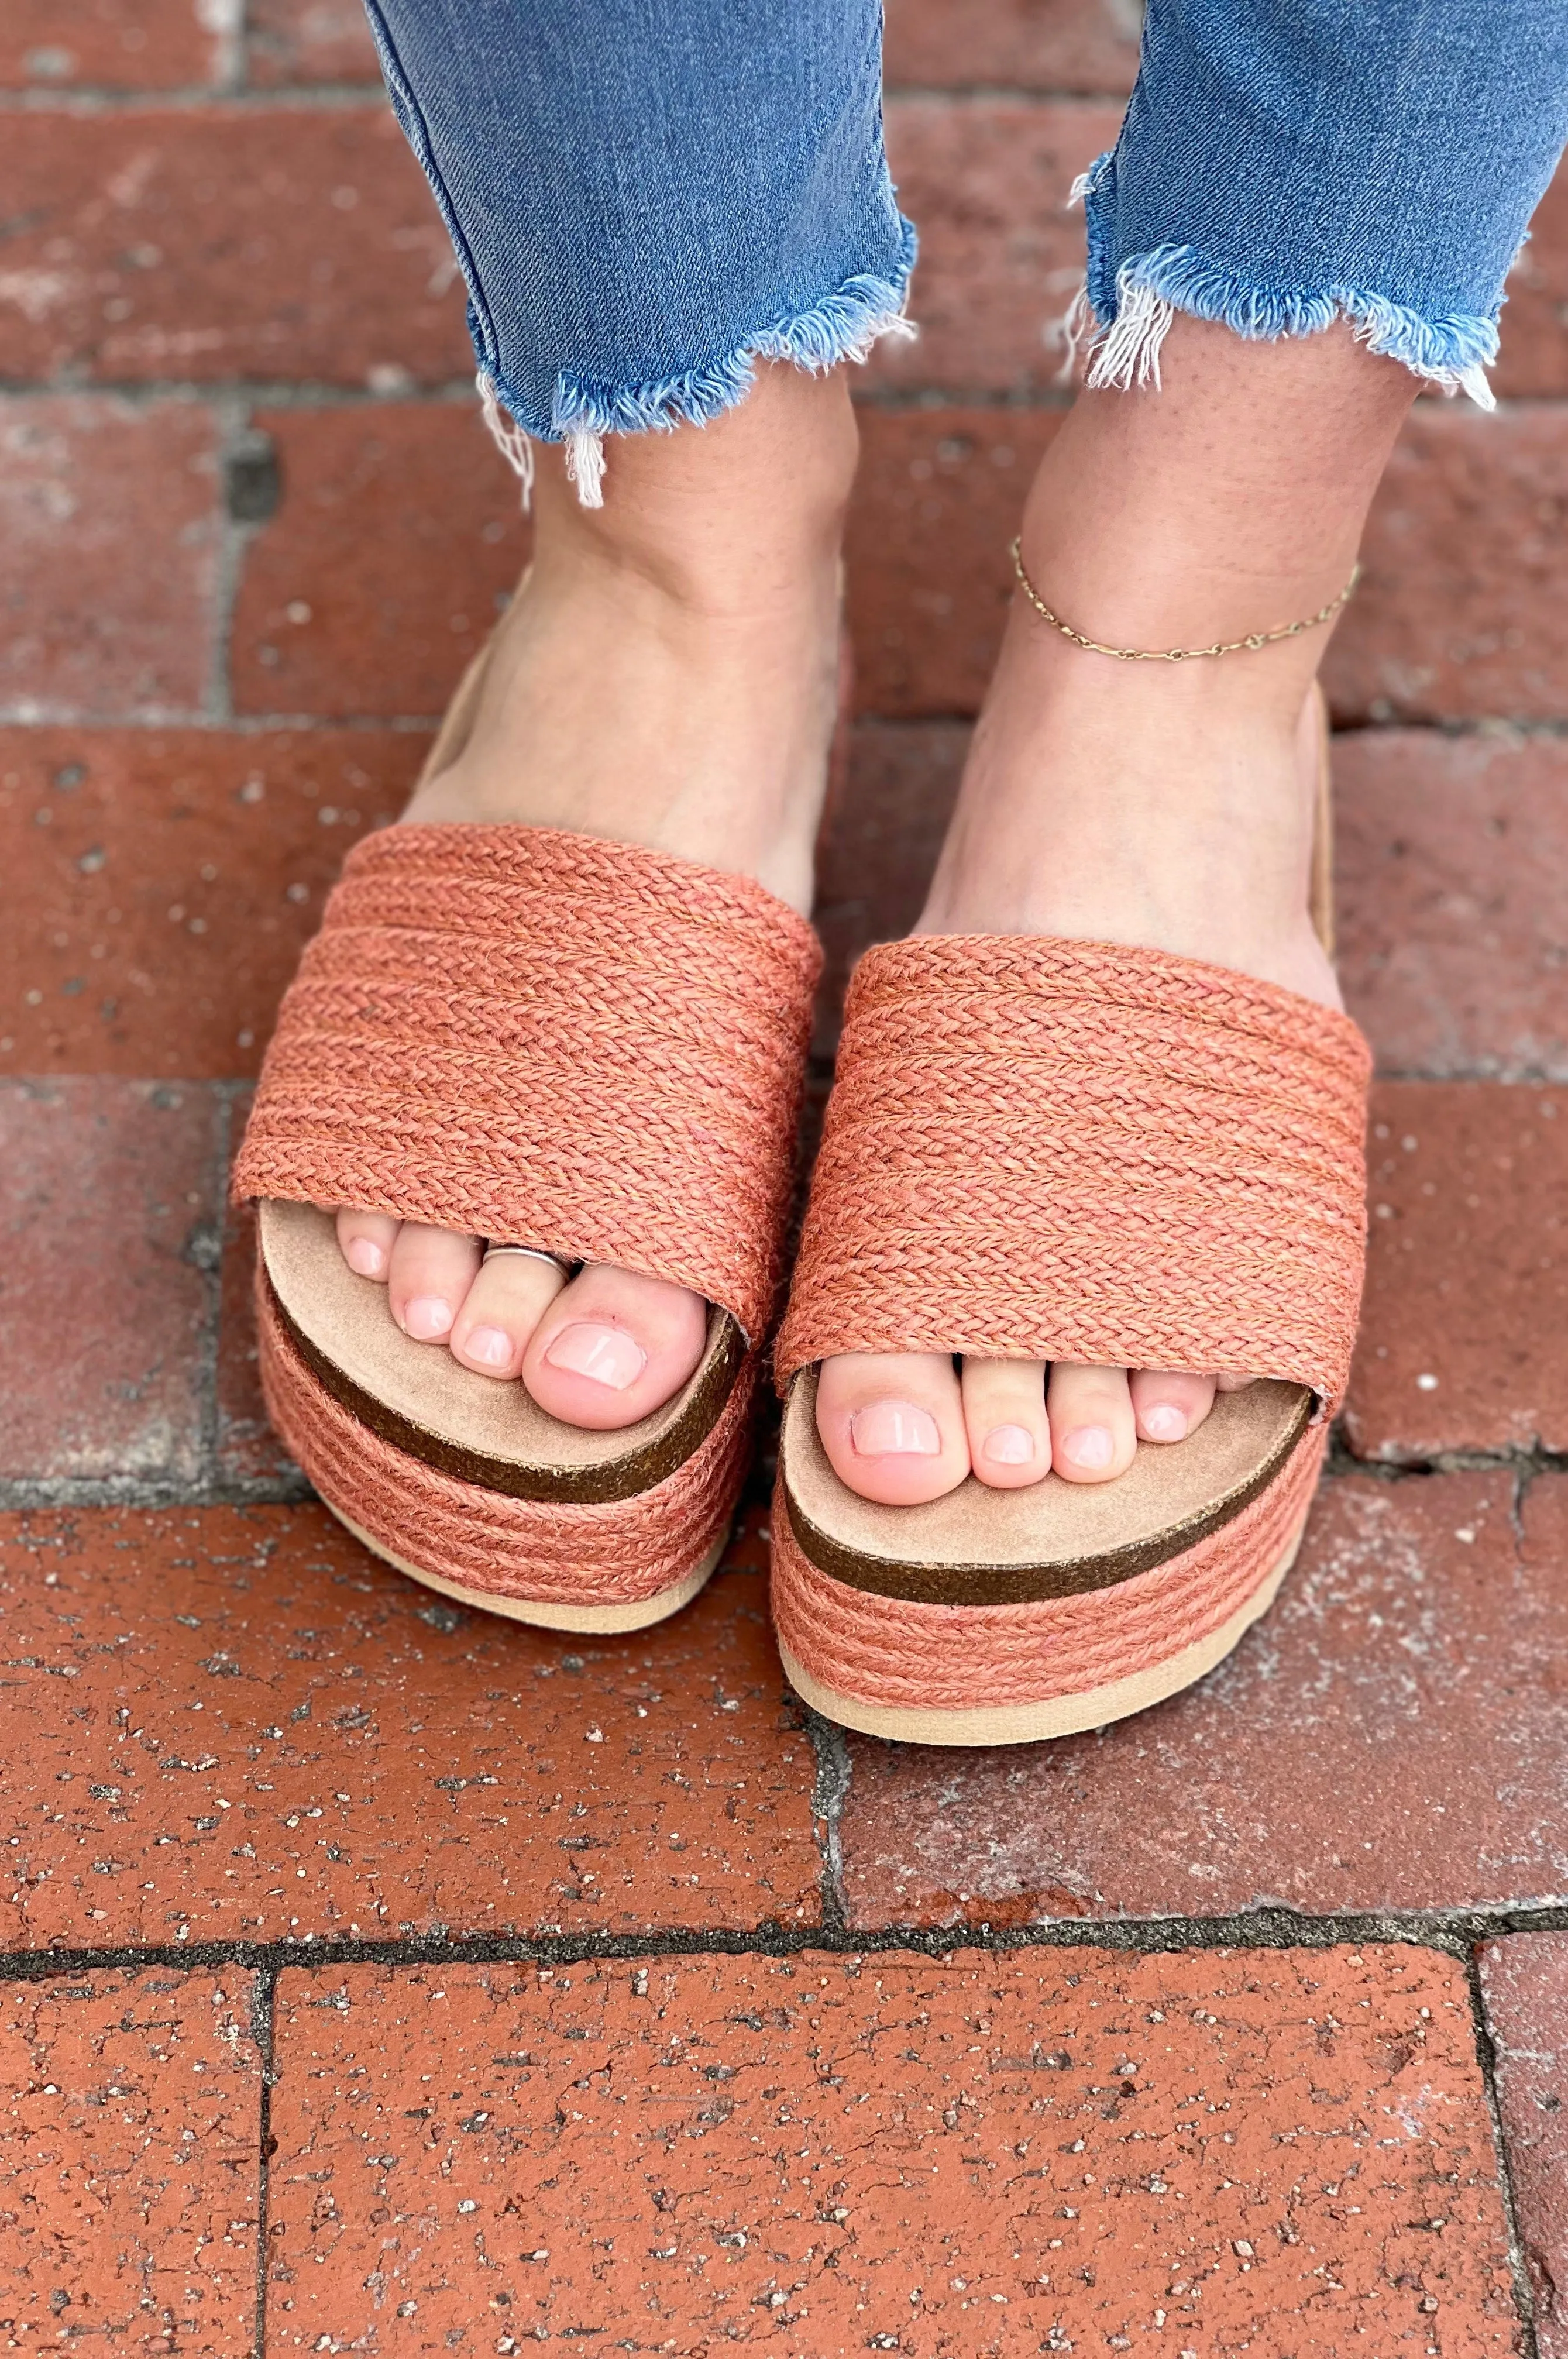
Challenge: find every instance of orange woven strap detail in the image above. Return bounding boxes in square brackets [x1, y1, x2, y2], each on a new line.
[259, 1275, 754, 1606]
[771, 1423, 1324, 1711]
[232, 824, 821, 1342]
[775, 936, 1371, 1412]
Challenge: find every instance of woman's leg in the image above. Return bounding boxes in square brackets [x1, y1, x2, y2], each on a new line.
[331, 0, 912, 1426]
[818, 0, 1568, 1504]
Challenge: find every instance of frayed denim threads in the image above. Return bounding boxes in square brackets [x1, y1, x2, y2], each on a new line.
[539, 225, 918, 506]
[1070, 154, 1501, 407]
[1066, 0, 1568, 409]
[367, 0, 914, 505]
[479, 231, 917, 508]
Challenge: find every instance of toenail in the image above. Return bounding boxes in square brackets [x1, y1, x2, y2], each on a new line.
[343, 1236, 386, 1278]
[982, 1423, 1034, 1466]
[1061, 1423, 1115, 1470]
[850, 1400, 941, 1458]
[403, 1295, 454, 1340]
[543, 1321, 647, 1390]
[462, 1325, 514, 1369]
[1141, 1402, 1188, 1442]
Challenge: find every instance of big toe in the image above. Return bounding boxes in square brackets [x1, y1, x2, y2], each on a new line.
[816, 1352, 970, 1505]
[521, 1261, 708, 1430]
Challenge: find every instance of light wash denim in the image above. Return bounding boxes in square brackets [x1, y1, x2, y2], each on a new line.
[362, 0, 914, 498]
[1077, 0, 1568, 405]
[365, 0, 1568, 493]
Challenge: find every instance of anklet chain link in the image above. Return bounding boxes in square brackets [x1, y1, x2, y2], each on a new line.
[1009, 538, 1360, 663]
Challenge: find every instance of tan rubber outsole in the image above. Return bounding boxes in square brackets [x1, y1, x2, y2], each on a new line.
[778, 1512, 1307, 1746]
[326, 1504, 728, 1633]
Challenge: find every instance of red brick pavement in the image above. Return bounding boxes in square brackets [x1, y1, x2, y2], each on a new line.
[2, 8, 1565, 2349]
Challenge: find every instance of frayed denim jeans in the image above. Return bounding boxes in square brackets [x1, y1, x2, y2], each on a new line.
[367, 0, 1568, 498]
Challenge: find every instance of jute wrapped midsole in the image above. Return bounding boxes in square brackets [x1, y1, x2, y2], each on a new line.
[259, 1275, 754, 1608]
[771, 1422, 1325, 1715]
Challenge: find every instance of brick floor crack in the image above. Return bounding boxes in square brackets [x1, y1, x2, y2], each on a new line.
[1467, 1943, 1546, 2358]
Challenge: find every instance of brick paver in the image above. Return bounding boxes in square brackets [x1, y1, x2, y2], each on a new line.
[246, 0, 381, 86]
[0, 397, 220, 721]
[0, 0, 225, 90]
[1325, 407, 1568, 724]
[814, 720, 968, 1051]
[1335, 728, 1568, 1079]
[1479, 1935, 1568, 2359]
[885, 0, 1140, 92]
[229, 404, 529, 718]
[1, 1968, 264, 2353]
[1345, 1082, 1568, 1460]
[4, 106, 468, 386]
[0, 728, 424, 1076]
[834, 1470, 1568, 1928]
[1, 1507, 816, 1949]
[0, 1078, 225, 1487]
[263, 1944, 1517, 2355]
[216, 1186, 302, 1491]
[6, 13, 1568, 2350]
[875, 99, 1122, 394]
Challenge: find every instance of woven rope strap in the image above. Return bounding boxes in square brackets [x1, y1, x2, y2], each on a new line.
[232, 825, 821, 1343]
[775, 936, 1371, 1412]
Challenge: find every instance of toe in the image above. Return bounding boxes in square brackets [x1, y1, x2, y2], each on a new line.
[1047, 1361, 1137, 1483]
[815, 1352, 970, 1505]
[386, 1220, 483, 1343]
[449, 1250, 568, 1380]
[960, 1357, 1050, 1489]
[1130, 1367, 1218, 1445]
[335, 1207, 399, 1281]
[1216, 1371, 1259, 1393]
[522, 1261, 707, 1431]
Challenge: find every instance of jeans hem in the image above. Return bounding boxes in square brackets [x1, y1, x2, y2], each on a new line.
[1071, 155, 1500, 412]
[480, 214, 919, 507]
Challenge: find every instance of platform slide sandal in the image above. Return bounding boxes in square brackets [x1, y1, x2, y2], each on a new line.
[232, 793, 820, 1632]
[770, 710, 1370, 1742]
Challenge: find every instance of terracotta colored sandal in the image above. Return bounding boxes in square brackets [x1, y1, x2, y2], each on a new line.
[232, 655, 820, 1634]
[769, 695, 1370, 1742]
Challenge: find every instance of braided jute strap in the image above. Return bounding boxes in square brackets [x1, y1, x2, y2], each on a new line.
[775, 936, 1371, 1414]
[233, 824, 821, 1344]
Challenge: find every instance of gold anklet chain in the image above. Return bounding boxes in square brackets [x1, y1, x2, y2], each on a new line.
[1009, 538, 1360, 663]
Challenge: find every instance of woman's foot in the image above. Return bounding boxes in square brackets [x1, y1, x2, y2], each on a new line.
[816, 315, 1416, 1506]
[325, 362, 856, 1430]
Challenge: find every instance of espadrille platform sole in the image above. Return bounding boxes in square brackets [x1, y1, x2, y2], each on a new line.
[771, 705, 1370, 1743]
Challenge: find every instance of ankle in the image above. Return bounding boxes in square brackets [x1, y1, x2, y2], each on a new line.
[403, 371, 857, 913]
[920, 609, 1339, 1006]
[528, 364, 858, 632]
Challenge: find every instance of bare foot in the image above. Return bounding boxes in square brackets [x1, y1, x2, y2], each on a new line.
[326, 362, 856, 1430]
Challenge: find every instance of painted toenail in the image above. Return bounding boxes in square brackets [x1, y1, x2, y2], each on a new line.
[403, 1295, 453, 1340]
[1061, 1423, 1115, 1470]
[544, 1322, 647, 1390]
[463, 1325, 514, 1369]
[851, 1400, 941, 1458]
[982, 1423, 1034, 1466]
[343, 1236, 386, 1278]
[1142, 1402, 1188, 1442]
